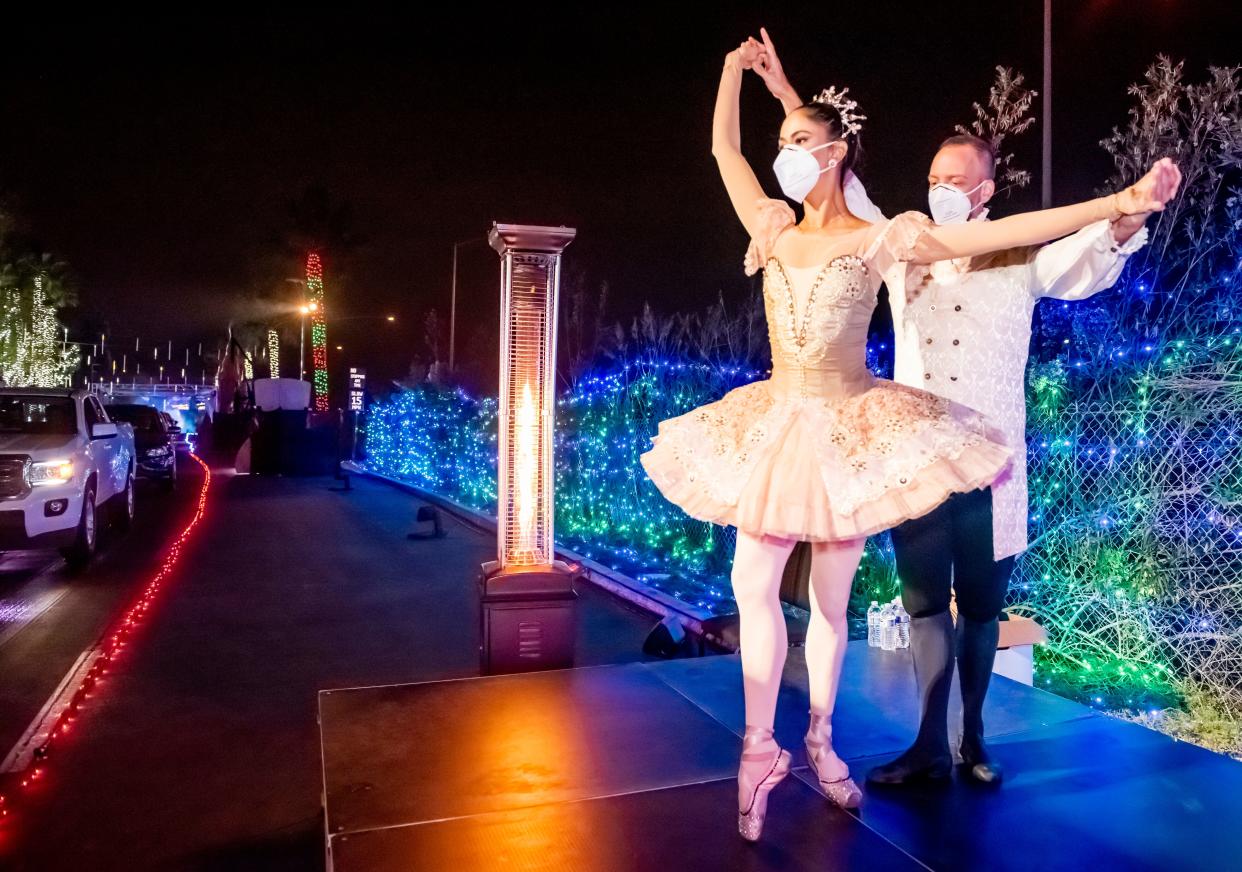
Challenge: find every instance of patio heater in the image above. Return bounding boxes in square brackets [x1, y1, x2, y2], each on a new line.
[479, 222, 579, 674]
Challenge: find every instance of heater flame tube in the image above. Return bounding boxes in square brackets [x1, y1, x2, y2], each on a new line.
[513, 381, 540, 565]
[490, 224, 576, 572]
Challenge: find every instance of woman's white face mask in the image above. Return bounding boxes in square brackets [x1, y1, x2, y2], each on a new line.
[927, 180, 987, 225]
[773, 141, 840, 203]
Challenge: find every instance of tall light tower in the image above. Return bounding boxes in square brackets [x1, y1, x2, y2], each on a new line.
[306, 252, 329, 411]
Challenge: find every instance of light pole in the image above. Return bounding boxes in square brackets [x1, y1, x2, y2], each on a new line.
[299, 303, 317, 381]
[1042, 0, 1052, 208]
[450, 238, 485, 374]
[286, 277, 313, 382]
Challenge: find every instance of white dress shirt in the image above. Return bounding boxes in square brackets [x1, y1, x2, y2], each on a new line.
[886, 216, 1148, 560]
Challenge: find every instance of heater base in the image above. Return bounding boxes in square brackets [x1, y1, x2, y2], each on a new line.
[479, 561, 578, 674]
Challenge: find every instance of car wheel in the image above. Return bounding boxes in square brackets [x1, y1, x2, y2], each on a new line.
[116, 472, 135, 531]
[62, 482, 97, 570]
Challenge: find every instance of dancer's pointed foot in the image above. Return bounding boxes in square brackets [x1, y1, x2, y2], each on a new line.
[866, 746, 953, 785]
[738, 726, 792, 842]
[804, 712, 862, 808]
[959, 733, 1004, 785]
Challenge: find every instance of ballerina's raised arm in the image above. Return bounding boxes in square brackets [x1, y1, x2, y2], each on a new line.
[712, 43, 773, 239]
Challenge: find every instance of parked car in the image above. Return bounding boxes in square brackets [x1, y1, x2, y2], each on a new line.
[106, 403, 177, 491]
[0, 389, 136, 568]
[162, 412, 192, 453]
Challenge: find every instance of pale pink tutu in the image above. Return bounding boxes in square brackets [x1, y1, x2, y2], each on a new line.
[640, 376, 1012, 542]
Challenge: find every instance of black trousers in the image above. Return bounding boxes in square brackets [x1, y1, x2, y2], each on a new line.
[890, 488, 1014, 622]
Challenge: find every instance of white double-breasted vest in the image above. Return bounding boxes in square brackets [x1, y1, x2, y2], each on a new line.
[885, 216, 1148, 560]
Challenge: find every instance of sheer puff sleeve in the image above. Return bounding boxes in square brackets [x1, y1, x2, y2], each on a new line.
[862, 211, 947, 301]
[743, 199, 798, 276]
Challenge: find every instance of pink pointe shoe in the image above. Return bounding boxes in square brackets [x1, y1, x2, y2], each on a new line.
[737, 725, 792, 842]
[805, 712, 862, 809]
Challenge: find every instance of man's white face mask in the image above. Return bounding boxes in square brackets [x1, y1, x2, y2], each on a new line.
[927, 180, 988, 225]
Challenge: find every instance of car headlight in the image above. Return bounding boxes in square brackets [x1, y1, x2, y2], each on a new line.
[29, 459, 74, 486]
[145, 446, 171, 458]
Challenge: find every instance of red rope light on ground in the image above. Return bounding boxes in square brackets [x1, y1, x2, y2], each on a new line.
[0, 453, 213, 842]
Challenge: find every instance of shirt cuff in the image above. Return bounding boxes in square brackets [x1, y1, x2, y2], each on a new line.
[1102, 220, 1149, 256]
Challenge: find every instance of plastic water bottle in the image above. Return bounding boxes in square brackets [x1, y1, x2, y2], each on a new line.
[867, 601, 882, 647]
[880, 606, 897, 651]
[896, 605, 910, 649]
[889, 597, 910, 650]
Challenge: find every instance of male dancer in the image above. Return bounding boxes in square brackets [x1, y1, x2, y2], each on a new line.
[749, 29, 1176, 785]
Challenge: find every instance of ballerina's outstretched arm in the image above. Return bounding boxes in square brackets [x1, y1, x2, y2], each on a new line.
[902, 158, 1182, 264]
[713, 45, 772, 238]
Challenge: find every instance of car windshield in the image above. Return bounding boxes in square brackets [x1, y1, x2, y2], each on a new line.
[0, 396, 76, 434]
[106, 405, 164, 433]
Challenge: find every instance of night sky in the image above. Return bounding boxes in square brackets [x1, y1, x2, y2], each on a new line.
[0, 3, 1238, 391]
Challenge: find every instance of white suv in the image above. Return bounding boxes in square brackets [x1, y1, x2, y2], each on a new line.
[0, 389, 136, 568]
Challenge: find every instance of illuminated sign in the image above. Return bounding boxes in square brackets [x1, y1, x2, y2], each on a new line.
[348, 367, 367, 411]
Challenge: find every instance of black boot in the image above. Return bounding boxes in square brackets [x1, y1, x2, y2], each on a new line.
[957, 615, 1003, 785]
[867, 611, 955, 785]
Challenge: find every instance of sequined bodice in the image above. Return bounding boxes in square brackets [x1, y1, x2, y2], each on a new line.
[763, 255, 878, 399]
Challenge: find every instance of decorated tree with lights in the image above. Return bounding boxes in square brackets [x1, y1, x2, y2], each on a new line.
[306, 252, 329, 409]
[267, 328, 281, 378]
[236, 185, 359, 404]
[284, 187, 357, 411]
[0, 247, 79, 387]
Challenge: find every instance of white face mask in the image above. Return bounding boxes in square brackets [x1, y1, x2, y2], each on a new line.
[928, 180, 989, 225]
[773, 141, 840, 203]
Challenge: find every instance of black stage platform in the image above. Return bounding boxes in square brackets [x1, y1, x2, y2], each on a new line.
[318, 640, 1242, 871]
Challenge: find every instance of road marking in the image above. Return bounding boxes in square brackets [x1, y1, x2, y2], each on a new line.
[1, 645, 104, 773]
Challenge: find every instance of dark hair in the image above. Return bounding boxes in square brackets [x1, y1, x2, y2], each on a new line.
[938, 134, 996, 178]
[795, 101, 863, 179]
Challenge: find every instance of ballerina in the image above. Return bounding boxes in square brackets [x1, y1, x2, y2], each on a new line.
[745, 26, 1181, 789]
[639, 39, 1179, 843]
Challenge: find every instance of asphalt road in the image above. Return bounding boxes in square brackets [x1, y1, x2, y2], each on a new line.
[0, 457, 199, 761]
[0, 466, 662, 870]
